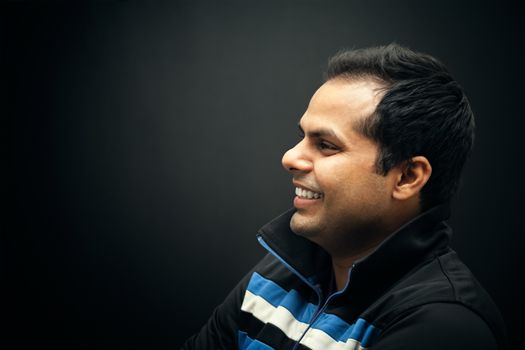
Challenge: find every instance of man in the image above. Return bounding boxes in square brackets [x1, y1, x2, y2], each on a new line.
[181, 44, 506, 349]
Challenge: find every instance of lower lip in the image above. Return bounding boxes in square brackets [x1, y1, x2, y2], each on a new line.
[293, 195, 321, 208]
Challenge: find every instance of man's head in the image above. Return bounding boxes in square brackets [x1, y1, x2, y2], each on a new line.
[282, 44, 474, 257]
[325, 44, 475, 209]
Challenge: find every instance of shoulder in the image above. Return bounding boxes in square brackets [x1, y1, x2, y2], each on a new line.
[363, 250, 506, 349]
[370, 302, 500, 350]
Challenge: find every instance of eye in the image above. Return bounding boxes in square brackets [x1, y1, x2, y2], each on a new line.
[317, 140, 339, 152]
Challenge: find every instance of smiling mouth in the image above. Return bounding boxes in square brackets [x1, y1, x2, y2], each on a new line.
[295, 187, 323, 199]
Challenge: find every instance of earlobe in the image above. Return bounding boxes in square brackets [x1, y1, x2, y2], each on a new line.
[392, 156, 432, 201]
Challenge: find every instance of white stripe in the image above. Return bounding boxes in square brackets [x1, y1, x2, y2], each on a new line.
[241, 290, 366, 350]
[301, 328, 366, 350]
[241, 290, 309, 341]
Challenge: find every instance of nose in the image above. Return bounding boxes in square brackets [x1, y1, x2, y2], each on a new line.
[281, 141, 313, 173]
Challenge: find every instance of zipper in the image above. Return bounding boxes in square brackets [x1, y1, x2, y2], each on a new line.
[257, 235, 355, 350]
[292, 303, 327, 350]
[292, 265, 355, 349]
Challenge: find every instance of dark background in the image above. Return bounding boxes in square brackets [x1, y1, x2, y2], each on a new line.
[3, 0, 523, 348]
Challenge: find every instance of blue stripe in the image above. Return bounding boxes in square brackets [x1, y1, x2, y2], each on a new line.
[322, 317, 379, 346]
[246, 272, 380, 344]
[311, 316, 378, 345]
[238, 331, 275, 350]
[353, 318, 380, 347]
[246, 272, 317, 323]
[313, 312, 355, 341]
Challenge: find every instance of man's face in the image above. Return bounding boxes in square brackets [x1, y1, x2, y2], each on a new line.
[282, 78, 399, 255]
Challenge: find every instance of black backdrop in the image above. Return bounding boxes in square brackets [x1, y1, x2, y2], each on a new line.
[3, 0, 524, 348]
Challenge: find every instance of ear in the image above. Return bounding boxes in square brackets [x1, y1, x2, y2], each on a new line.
[392, 156, 432, 201]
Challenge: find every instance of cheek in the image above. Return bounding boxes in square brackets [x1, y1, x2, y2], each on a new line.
[358, 175, 391, 207]
[312, 159, 345, 189]
[315, 162, 357, 203]
[320, 166, 387, 204]
[313, 156, 383, 193]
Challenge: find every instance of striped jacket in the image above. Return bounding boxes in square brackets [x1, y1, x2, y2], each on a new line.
[182, 205, 506, 349]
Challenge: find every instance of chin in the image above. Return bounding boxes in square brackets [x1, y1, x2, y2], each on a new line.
[290, 214, 318, 238]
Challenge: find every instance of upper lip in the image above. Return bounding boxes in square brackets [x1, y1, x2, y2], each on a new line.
[293, 181, 322, 194]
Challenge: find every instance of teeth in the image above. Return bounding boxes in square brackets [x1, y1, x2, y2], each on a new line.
[295, 187, 322, 199]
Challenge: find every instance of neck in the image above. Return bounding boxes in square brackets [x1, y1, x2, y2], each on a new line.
[329, 203, 423, 291]
[331, 246, 376, 291]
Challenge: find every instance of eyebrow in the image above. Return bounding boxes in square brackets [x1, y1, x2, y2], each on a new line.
[298, 123, 342, 140]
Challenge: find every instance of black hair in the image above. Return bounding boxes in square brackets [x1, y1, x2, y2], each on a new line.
[325, 43, 475, 209]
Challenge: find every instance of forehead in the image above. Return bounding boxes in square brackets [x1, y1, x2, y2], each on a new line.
[300, 78, 385, 135]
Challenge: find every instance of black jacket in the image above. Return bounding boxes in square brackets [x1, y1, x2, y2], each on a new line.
[182, 205, 506, 349]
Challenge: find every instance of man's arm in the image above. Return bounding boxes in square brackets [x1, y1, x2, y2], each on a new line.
[369, 303, 500, 350]
[179, 266, 255, 350]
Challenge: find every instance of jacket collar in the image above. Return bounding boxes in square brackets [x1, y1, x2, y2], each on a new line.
[257, 204, 452, 296]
